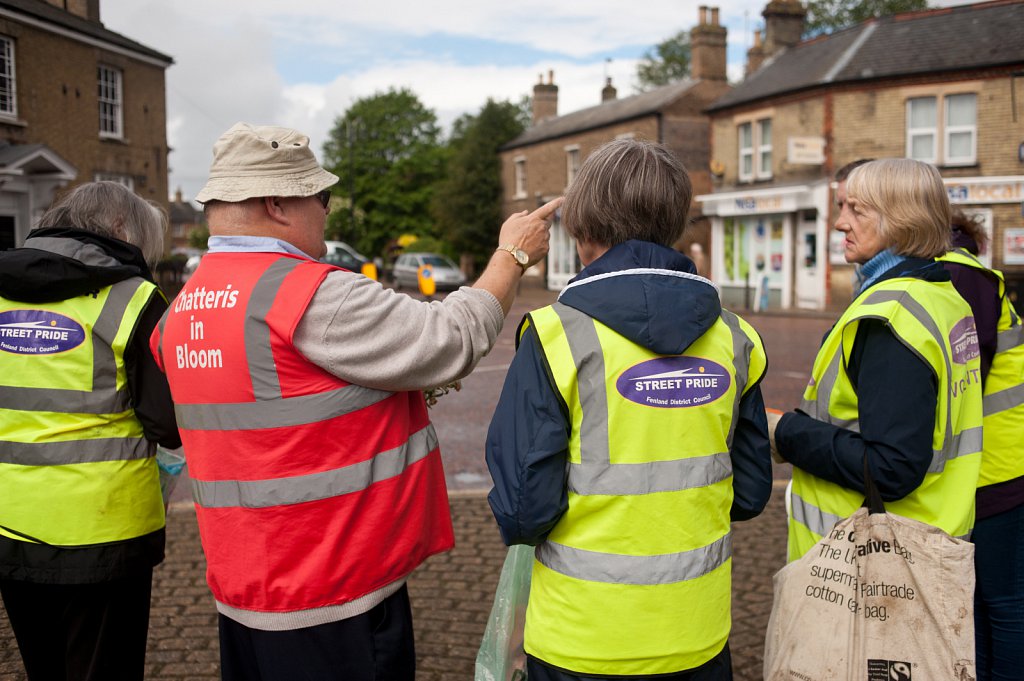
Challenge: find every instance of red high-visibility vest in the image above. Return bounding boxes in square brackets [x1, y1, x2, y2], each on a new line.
[152, 252, 453, 625]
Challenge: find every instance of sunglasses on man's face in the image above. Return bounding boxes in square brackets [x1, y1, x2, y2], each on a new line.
[314, 189, 332, 209]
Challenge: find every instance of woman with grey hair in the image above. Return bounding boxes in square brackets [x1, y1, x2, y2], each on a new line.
[769, 158, 983, 563]
[485, 138, 772, 680]
[0, 181, 180, 681]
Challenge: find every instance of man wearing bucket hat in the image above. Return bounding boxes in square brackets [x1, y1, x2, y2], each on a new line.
[150, 122, 560, 681]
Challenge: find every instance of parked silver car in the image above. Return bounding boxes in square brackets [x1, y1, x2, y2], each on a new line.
[392, 252, 466, 291]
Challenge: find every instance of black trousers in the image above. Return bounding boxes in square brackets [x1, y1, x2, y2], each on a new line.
[218, 584, 416, 681]
[526, 643, 733, 681]
[0, 570, 153, 681]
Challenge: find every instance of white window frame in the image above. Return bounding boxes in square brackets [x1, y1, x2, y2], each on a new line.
[906, 96, 938, 163]
[906, 93, 977, 166]
[738, 122, 754, 182]
[944, 93, 977, 167]
[757, 119, 772, 179]
[0, 36, 16, 118]
[739, 119, 772, 182]
[514, 156, 527, 199]
[565, 145, 580, 187]
[98, 65, 123, 139]
[94, 172, 134, 190]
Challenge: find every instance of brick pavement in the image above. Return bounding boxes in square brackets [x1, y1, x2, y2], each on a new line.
[0, 483, 789, 681]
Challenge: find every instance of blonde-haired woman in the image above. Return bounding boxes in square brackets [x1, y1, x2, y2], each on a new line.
[769, 158, 983, 562]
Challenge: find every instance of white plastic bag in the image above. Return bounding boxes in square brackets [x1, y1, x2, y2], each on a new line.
[764, 506, 975, 680]
[475, 543, 533, 681]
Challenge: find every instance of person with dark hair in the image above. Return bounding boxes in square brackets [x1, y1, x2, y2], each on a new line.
[769, 159, 983, 562]
[938, 209, 1024, 680]
[0, 181, 180, 681]
[486, 138, 772, 680]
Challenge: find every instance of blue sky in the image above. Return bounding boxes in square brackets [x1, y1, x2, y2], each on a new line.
[99, 0, 961, 204]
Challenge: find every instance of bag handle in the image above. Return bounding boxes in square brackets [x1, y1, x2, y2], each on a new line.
[862, 455, 886, 515]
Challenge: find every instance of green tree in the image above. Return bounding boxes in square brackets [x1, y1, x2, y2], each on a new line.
[431, 98, 529, 273]
[187, 225, 209, 250]
[804, 0, 928, 36]
[636, 30, 691, 91]
[323, 88, 445, 257]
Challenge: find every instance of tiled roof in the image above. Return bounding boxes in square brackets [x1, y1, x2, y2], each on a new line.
[503, 79, 700, 149]
[709, 0, 1024, 111]
[0, 0, 172, 64]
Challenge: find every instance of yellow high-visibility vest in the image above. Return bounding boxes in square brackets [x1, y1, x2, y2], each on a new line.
[938, 248, 1024, 488]
[525, 301, 767, 675]
[789, 277, 983, 562]
[0, 277, 164, 546]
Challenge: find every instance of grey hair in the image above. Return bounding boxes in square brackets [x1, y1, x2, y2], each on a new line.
[37, 181, 166, 267]
[561, 138, 692, 248]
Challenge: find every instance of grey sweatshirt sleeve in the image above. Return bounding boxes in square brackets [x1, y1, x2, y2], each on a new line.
[293, 272, 505, 391]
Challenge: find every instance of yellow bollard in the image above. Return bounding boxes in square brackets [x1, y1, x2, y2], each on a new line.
[417, 264, 436, 297]
[361, 261, 378, 281]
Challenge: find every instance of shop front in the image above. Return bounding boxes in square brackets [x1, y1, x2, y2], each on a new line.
[698, 182, 830, 311]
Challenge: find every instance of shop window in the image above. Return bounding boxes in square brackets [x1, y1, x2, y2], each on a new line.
[739, 118, 772, 182]
[906, 94, 976, 166]
[0, 36, 16, 117]
[514, 157, 526, 198]
[98, 65, 123, 139]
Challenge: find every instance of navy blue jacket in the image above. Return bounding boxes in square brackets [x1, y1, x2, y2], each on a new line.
[485, 240, 773, 546]
[775, 257, 951, 501]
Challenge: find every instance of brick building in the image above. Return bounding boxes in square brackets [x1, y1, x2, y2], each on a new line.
[698, 0, 1024, 311]
[499, 6, 731, 290]
[0, 0, 172, 249]
[167, 187, 203, 254]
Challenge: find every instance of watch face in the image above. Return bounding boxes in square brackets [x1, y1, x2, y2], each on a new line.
[514, 249, 529, 266]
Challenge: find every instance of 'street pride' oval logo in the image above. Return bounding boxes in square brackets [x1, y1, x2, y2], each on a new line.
[0, 310, 86, 355]
[949, 317, 980, 364]
[616, 356, 731, 408]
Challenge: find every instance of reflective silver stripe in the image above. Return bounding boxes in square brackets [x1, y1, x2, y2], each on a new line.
[191, 424, 438, 508]
[861, 290, 958, 470]
[790, 491, 844, 538]
[174, 383, 392, 430]
[246, 258, 302, 400]
[568, 452, 733, 496]
[0, 436, 151, 465]
[156, 306, 170, 369]
[0, 278, 143, 414]
[997, 325, 1024, 354]
[927, 426, 983, 474]
[799, 351, 843, 423]
[553, 303, 610, 465]
[536, 533, 731, 586]
[22, 237, 122, 268]
[720, 310, 753, 449]
[984, 384, 1024, 418]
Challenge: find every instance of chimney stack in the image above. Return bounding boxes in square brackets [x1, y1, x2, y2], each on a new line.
[690, 5, 728, 81]
[746, 29, 767, 76]
[532, 70, 558, 125]
[762, 0, 806, 56]
[601, 77, 618, 102]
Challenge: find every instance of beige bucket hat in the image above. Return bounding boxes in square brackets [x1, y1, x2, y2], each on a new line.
[195, 122, 339, 203]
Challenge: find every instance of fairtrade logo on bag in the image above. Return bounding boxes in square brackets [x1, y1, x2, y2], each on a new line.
[867, 659, 911, 681]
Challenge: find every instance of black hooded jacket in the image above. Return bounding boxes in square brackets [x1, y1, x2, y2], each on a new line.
[0, 228, 180, 583]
